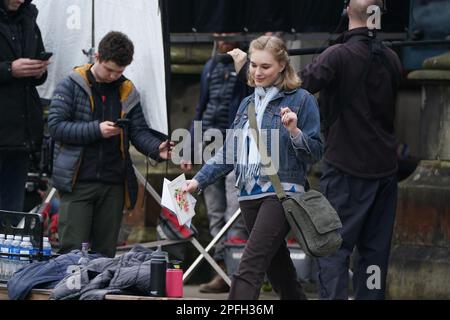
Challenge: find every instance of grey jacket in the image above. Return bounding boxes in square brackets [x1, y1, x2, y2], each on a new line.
[49, 245, 155, 300]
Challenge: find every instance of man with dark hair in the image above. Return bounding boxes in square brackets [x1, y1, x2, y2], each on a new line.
[97, 31, 134, 67]
[48, 31, 173, 258]
[0, 0, 49, 213]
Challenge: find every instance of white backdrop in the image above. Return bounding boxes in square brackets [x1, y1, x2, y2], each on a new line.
[34, 0, 168, 134]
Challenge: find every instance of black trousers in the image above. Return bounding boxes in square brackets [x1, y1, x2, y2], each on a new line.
[228, 196, 307, 300]
[317, 163, 397, 300]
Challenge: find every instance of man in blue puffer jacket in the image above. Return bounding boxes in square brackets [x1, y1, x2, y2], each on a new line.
[48, 31, 172, 258]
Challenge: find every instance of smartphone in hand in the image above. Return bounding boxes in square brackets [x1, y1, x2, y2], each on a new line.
[37, 51, 53, 61]
[114, 118, 130, 128]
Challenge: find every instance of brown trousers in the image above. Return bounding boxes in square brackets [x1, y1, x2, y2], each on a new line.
[228, 196, 307, 300]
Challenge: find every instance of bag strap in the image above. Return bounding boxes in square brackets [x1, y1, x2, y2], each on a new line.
[247, 102, 287, 201]
[325, 37, 400, 131]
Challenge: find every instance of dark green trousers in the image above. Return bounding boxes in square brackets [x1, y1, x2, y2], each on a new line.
[58, 182, 125, 258]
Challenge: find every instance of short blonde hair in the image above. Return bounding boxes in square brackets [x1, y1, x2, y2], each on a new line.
[247, 36, 301, 91]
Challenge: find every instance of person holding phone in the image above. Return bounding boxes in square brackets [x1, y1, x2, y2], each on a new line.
[48, 31, 173, 258]
[0, 0, 49, 214]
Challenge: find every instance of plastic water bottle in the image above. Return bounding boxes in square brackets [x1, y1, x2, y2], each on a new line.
[0, 234, 5, 280]
[78, 242, 90, 267]
[10, 235, 22, 276]
[42, 237, 52, 261]
[1, 235, 13, 280]
[18, 237, 33, 271]
[149, 246, 168, 297]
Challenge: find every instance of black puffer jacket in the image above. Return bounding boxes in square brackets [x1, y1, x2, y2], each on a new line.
[0, 0, 47, 151]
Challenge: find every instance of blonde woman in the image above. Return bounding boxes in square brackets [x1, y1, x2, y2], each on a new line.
[184, 36, 323, 300]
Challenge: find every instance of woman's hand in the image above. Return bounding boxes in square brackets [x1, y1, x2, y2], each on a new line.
[182, 179, 199, 194]
[281, 107, 301, 136]
[227, 48, 248, 74]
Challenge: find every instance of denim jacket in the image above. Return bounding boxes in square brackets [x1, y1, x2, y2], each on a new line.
[194, 87, 323, 192]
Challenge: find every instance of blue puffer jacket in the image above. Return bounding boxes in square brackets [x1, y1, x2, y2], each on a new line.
[7, 250, 103, 300]
[48, 64, 165, 209]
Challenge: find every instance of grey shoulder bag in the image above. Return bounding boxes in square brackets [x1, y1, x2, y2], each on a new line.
[247, 102, 342, 257]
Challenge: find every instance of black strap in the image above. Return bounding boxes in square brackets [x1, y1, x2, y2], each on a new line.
[378, 50, 401, 97]
[324, 36, 399, 131]
[324, 36, 372, 130]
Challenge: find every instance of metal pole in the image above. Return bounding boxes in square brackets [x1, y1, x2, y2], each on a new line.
[183, 208, 241, 284]
[82, 0, 96, 63]
[159, 0, 172, 136]
[287, 40, 450, 56]
[188, 238, 231, 286]
[91, 0, 95, 50]
[43, 188, 57, 206]
[133, 165, 162, 204]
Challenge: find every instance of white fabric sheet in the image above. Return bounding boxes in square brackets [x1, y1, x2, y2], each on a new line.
[34, 0, 168, 134]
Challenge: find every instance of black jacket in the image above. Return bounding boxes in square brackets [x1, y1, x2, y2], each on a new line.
[76, 70, 125, 185]
[301, 28, 402, 178]
[0, 0, 47, 151]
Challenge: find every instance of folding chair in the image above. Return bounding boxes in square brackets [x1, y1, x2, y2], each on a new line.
[132, 165, 240, 286]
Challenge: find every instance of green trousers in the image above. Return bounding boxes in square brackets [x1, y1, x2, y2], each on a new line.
[58, 182, 125, 258]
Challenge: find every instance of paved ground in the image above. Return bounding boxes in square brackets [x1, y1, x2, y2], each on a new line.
[183, 283, 318, 300]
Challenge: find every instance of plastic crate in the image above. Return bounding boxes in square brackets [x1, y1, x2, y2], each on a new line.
[224, 243, 317, 284]
[0, 210, 45, 260]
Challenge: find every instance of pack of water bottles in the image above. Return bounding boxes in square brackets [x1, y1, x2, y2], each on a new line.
[0, 210, 50, 282]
